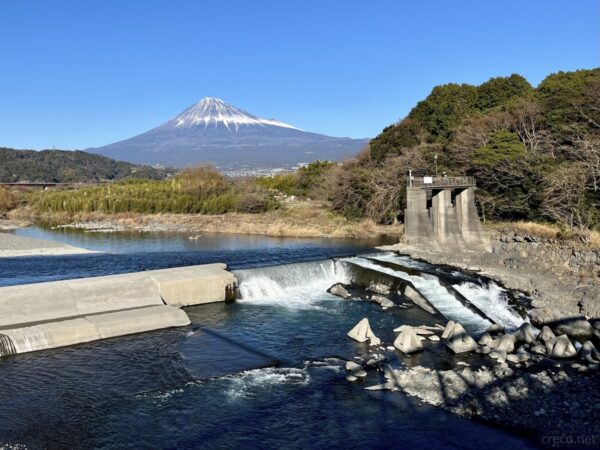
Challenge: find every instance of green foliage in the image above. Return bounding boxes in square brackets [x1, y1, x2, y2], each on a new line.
[472, 131, 526, 165]
[0, 147, 171, 183]
[255, 173, 297, 195]
[369, 119, 422, 160]
[409, 83, 478, 142]
[361, 68, 600, 229]
[370, 75, 535, 160]
[475, 74, 532, 110]
[296, 160, 335, 195]
[536, 68, 600, 138]
[25, 166, 279, 215]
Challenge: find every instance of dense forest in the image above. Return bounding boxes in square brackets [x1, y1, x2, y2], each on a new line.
[0, 148, 171, 183]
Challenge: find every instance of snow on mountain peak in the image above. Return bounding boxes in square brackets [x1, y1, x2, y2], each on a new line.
[170, 97, 300, 131]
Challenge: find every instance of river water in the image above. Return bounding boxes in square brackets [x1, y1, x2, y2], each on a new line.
[0, 227, 537, 449]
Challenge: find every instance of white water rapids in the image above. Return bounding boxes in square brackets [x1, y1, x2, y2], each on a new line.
[235, 253, 525, 333]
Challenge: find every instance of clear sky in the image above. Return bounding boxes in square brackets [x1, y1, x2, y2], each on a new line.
[1, 0, 598, 150]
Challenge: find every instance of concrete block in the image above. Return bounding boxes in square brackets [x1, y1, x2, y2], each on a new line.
[151, 263, 237, 306]
[0, 318, 101, 355]
[86, 305, 190, 339]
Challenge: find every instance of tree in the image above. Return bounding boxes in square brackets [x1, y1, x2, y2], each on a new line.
[541, 163, 598, 230]
[475, 74, 533, 111]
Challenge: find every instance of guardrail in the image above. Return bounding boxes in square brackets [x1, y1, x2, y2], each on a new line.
[408, 176, 475, 188]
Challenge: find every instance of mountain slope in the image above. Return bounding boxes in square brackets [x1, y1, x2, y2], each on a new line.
[91, 98, 368, 171]
[0, 147, 170, 183]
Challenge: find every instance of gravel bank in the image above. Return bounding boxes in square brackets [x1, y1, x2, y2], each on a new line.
[0, 232, 96, 258]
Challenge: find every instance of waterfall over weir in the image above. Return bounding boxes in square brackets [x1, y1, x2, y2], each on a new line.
[235, 253, 524, 334]
[235, 260, 349, 309]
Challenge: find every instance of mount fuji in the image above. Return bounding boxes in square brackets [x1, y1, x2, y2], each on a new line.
[91, 98, 369, 172]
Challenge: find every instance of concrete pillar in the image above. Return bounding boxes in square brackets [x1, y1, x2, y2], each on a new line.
[431, 189, 447, 243]
[404, 187, 428, 240]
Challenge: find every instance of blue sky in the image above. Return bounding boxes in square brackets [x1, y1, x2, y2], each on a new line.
[1, 0, 598, 149]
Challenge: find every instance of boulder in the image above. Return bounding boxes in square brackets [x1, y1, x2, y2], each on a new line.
[347, 318, 380, 346]
[346, 361, 362, 371]
[553, 318, 594, 339]
[393, 328, 424, 354]
[428, 335, 440, 342]
[367, 283, 390, 295]
[506, 354, 520, 364]
[580, 341, 600, 364]
[371, 295, 395, 309]
[327, 283, 351, 299]
[539, 325, 556, 343]
[514, 322, 538, 344]
[529, 307, 593, 339]
[441, 321, 456, 339]
[550, 335, 578, 359]
[489, 334, 516, 354]
[529, 307, 561, 327]
[478, 332, 493, 346]
[443, 322, 478, 354]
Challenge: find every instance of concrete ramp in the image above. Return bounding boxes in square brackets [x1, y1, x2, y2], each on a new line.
[0, 264, 237, 357]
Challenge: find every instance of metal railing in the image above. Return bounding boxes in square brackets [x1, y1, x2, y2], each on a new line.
[408, 176, 475, 188]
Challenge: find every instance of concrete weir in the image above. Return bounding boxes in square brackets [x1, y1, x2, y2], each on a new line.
[0, 263, 237, 357]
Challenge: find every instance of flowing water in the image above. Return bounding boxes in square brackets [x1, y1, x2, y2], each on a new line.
[0, 227, 537, 449]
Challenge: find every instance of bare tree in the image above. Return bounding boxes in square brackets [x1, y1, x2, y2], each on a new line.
[541, 163, 595, 230]
[511, 97, 552, 155]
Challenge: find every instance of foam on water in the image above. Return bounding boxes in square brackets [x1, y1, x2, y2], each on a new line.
[370, 253, 526, 331]
[344, 256, 492, 333]
[224, 367, 310, 399]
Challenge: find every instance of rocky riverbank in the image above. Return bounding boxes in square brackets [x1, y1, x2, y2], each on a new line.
[326, 246, 600, 449]
[379, 228, 600, 334]
[340, 313, 600, 448]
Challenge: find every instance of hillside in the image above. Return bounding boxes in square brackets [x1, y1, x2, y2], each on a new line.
[0, 148, 171, 183]
[324, 68, 600, 231]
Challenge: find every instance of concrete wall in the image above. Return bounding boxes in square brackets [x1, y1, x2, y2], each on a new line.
[0, 264, 237, 357]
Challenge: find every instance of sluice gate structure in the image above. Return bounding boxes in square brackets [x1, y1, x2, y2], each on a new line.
[404, 176, 490, 250]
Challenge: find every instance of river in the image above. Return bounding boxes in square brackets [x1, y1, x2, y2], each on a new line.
[0, 227, 537, 449]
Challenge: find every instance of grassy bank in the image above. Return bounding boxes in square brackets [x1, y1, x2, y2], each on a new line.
[10, 200, 402, 239]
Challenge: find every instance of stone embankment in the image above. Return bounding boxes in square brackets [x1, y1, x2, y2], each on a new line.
[0, 264, 237, 357]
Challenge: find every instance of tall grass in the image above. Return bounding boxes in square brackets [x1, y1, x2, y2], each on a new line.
[23, 166, 280, 216]
[0, 186, 15, 213]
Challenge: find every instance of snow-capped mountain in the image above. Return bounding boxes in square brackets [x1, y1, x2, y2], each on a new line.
[171, 97, 300, 131]
[91, 98, 369, 170]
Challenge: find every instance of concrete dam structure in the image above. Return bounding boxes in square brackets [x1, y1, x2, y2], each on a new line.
[0, 263, 237, 357]
[404, 176, 490, 250]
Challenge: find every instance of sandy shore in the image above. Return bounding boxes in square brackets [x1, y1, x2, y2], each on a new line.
[0, 231, 96, 258]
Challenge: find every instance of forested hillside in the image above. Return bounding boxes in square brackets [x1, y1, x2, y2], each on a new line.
[0, 148, 171, 183]
[328, 68, 600, 229]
